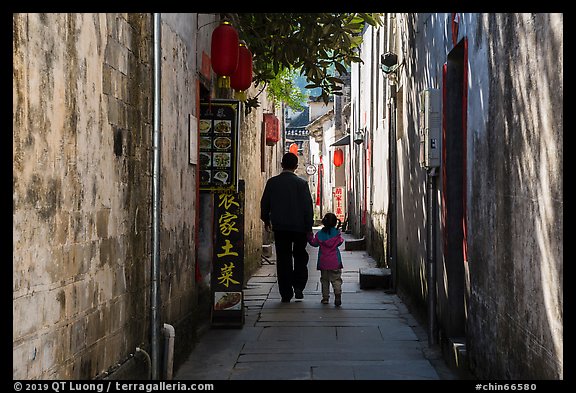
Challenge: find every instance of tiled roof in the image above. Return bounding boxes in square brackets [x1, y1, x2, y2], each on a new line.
[286, 107, 309, 129]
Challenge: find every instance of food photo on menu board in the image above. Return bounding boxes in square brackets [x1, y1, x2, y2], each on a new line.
[199, 152, 211, 167]
[200, 170, 211, 183]
[213, 136, 231, 150]
[214, 120, 231, 134]
[200, 136, 212, 150]
[199, 119, 211, 133]
[212, 152, 231, 167]
[213, 170, 230, 185]
[214, 291, 242, 311]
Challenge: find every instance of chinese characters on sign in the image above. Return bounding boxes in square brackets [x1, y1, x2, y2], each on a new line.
[332, 187, 346, 223]
[199, 99, 240, 192]
[285, 129, 309, 138]
[264, 113, 279, 146]
[211, 180, 245, 327]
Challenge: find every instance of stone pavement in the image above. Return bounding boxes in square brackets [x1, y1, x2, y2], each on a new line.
[174, 232, 459, 381]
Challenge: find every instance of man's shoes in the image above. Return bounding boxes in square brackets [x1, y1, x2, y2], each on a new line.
[321, 298, 329, 304]
[294, 289, 304, 299]
[281, 297, 291, 303]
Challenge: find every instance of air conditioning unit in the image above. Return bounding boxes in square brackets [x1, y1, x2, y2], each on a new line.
[419, 89, 441, 168]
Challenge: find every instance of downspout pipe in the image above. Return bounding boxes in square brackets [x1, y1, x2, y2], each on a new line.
[151, 12, 162, 380]
[162, 323, 176, 380]
[388, 90, 397, 292]
[426, 167, 438, 346]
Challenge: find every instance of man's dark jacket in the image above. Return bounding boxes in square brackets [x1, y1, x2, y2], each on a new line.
[260, 171, 314, 233]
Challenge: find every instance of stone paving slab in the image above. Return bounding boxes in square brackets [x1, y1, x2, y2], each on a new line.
[236, 352, 434, 364]
[227, 360, 439, 380]
[258, 309, 399, 320]
[174, 234, 454, 381]
[241, 339, 424, 353]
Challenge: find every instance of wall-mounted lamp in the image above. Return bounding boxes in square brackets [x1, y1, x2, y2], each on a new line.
[380, 52, 399, 74]
[353, 128, 365, 145]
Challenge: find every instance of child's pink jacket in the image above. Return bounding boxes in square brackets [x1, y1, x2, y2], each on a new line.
[307, 228, 344, 270]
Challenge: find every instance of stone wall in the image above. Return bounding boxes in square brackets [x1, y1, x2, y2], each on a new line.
[397, 12, 562, 379]
[13, 13, 154, 379]
[352, 12, 563, 379]
[465, 13, 563, 379]
[237, 89, 283, 279]
[12, 12, 218, 380]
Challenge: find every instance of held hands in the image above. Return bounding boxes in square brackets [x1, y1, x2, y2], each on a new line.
[306, 231, 314, 244]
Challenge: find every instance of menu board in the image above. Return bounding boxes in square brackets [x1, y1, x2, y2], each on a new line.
[199, 99, 240, 192]
[211, 180, 245, 328]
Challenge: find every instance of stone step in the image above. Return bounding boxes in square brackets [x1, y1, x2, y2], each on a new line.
[262, 244, 273, 257]
[359, 267, 392, 289]
[344, 237, 366, 251]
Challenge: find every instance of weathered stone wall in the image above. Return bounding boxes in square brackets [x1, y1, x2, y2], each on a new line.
[13, 13, 153, 379]
[397, 12, 563, 379]
[353, 12, 562, 379]
[361, 25, 391, 268]
[465, 13, 563, 379]
[12, 12, 215, 380]
[237, 89, 281, 279]
[157, 13, 208, 371]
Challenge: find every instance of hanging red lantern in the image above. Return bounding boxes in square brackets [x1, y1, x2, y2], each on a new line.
[289, 143, 299, 155]
[211, 21, 239, 89]
[333, 148, 344, 167]
[231, 41, 253, 102]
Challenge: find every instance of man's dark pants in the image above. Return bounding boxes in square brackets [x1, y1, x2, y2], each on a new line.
[273, 230, 309, 300]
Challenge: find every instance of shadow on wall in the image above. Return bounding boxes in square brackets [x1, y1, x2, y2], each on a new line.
[468, 13, 563, 379]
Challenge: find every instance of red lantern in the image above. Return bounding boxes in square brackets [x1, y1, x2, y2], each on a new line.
[333, 148, 344, 167]
[211, 21, 239, 88]
[231, 41, 253, 102]
[289, 143, 299, 155]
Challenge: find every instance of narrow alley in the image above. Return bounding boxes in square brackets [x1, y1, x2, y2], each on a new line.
[13, 13, 563, 383]
[174, 231, 458, 381]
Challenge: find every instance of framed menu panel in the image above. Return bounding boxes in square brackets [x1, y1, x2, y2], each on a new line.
[199, 99, 240, 192]
[211, 180, 245, 328]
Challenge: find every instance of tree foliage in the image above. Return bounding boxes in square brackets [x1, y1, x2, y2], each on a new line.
[226, 13, 383, 112]
[266, 67, 308, 111]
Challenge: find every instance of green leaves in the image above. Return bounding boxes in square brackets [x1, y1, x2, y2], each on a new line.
[267, 68, 307, 111]
[232, 13, 383, 107]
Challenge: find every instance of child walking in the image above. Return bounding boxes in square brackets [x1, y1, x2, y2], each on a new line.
[307, 213, 344, 306]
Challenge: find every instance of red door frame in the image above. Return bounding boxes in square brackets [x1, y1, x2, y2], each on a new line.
[441, 37, 468, 263]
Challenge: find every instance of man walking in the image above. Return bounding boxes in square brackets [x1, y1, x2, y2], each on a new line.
[260, 152, 314, 303]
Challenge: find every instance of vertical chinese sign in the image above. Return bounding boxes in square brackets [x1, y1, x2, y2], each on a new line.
[211, 180, 245, 327]
[332, 186, 346, 223]
[199, 99, 240, 192]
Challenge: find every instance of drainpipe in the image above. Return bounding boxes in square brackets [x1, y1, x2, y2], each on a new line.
[136, 347, 152, 380]
[151, 12, 162, 380]
[388, 91, 397, 291]
[162, 323, 176, 380]
[355, 58, 361, 236]
[426, 167, 438, 346]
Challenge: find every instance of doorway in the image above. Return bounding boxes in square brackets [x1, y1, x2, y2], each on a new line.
[441, 38, 468, 339]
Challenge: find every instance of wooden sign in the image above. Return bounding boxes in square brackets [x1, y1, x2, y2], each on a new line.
[211, 180, 245, 327]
